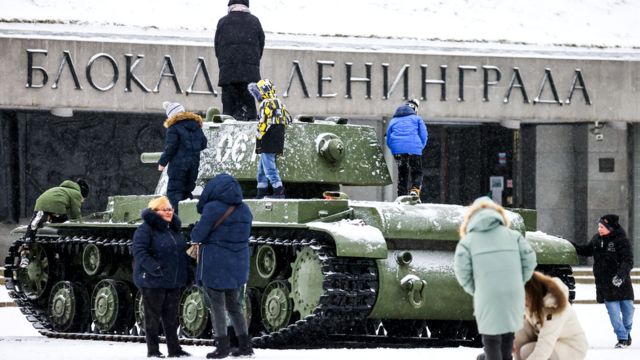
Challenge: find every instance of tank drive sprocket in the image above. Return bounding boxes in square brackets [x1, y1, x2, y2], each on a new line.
[288, 247, 324, 318]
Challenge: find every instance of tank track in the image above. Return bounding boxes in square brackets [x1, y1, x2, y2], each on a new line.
[250, 232, 378, 348]
[536, 264, 576, 303]
[3, 231, 379, 348]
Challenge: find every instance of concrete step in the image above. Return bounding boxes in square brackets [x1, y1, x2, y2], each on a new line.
[572, 267, 640, 284]
[574, 299, 640, 305]
[574, 275, 640, 284]
[573, 267, 640, 276]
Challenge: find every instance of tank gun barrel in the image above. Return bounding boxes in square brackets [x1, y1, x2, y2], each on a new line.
[140, 152, 161, 164]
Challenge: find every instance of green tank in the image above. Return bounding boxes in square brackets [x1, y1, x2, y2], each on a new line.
[3, 114, 578, 348]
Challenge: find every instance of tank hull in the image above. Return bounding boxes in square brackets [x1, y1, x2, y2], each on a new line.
[4, 119, 578, 348]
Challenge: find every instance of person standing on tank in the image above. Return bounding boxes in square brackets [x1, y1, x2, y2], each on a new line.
[132, 196, 190, 358]
[215, 0, 265, 121]
[385, 99, 428, 198]
[190, 174, 254, 359]
[157, 101, 207, 214]
[248, 79, 292, 199]
[454, 196, 537, 360]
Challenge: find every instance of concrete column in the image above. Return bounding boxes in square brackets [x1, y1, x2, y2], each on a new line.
[585, 124, 629, 244]
[630, 125, 640, 267]
[535, 125, 576, 240]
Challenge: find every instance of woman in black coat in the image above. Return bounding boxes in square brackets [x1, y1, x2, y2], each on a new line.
[572, 214, 635, 348]
[214, 0, 264, 120]
[132, 196, 190, 358]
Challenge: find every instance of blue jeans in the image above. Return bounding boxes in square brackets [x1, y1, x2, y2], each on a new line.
[605, 300, 635, 340]
[257, 153, 282, 189]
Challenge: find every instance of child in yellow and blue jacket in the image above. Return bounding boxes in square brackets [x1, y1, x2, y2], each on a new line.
[248, 79, 292, 198]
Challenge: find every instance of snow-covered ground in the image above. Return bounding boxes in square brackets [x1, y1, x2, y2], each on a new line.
[0, 286, 638, 360]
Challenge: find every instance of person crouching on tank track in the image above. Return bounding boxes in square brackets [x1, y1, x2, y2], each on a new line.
[157, 101, 208, 214]
[454, 196, 537, 360]
[248, 79, 292, 199]
[132, 196, 190, 358]
[19, 178, 89, 268]
[385, 98, 428, 198]
[190, 174, 254, 358]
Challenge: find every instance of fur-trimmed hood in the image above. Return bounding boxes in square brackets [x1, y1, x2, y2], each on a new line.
[535, 274, 569, 316]
[459, 196, 510, 238]
[141, 208, 182, 232]
[164, 111, 204, 129]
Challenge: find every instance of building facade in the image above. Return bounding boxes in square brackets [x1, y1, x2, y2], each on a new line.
[0, 28, 638, 264]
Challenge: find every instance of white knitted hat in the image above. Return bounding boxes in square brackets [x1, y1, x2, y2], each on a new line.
[162, 101, 185, 118]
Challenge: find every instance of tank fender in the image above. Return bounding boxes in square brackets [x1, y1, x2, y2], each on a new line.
[306, 220, 387, 259]
[526, 231, 579, 265]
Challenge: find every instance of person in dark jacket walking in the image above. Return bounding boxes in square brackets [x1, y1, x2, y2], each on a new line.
[215, 0, 265, 121]
[132, 196, 190, 358]
[190, 174, 253, 359]
[19, 178, 89, 268]
[158, 101, 208, 214]
[248, 79, 292, 199]
[385, 99, 428, 198]
[571, 214, 635, 348]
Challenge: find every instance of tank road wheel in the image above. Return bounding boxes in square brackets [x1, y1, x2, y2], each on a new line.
[179, 286, 211, 338]
[260, 280, 293, 332]
[255, 245, 278, 279]
[17, 243, 54, 300]
[82, 244, 105, 276]
[134, 290, 145, 335]
[48, 281, 90, 332]
[91, 279, 133, 333]
[288, 247, 324, 318]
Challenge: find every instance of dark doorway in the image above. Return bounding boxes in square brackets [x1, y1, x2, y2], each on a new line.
[421, 124, 516, 206]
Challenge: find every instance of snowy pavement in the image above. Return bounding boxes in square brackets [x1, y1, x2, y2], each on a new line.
[0, 287, 638, 359]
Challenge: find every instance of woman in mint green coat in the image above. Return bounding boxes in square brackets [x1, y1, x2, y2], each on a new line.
[454, 197, 537, 360]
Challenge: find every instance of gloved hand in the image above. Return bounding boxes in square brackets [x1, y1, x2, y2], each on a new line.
[612, 275, 623, 287]
[150, 265, 163, 277]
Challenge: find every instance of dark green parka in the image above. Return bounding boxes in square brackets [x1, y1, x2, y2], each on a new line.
[33, 180, 83, 219]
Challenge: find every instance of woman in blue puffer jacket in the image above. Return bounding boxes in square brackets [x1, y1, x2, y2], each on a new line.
[190, 173, 253, 359]
[385, 99, 428, 197]
[132, 196, 190, 358]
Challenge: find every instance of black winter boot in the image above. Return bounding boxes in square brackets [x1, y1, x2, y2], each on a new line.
[271, 186, 285, 199]
[255, 188, 268, 199]
[207, 336, 230, 359]
[231, 335, 254, 357]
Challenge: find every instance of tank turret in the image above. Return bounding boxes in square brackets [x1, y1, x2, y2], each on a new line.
[3, 115, 578, 348]
[141, 117, 391, 199]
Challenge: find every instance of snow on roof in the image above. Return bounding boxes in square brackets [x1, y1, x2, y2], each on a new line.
[2, 0, 639, 54]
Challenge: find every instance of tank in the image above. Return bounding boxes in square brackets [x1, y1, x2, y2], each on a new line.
[3, 113, 578, 348]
